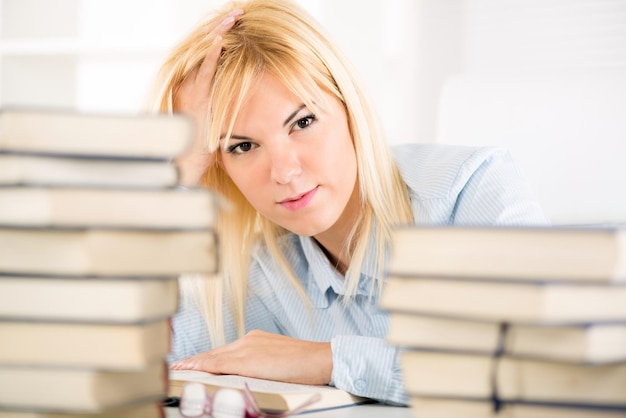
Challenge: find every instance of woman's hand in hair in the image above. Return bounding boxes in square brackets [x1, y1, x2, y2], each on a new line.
[170, 330, 333, 386]
[173, 9, 243, 187]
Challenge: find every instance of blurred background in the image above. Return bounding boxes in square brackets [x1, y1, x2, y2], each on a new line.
[1, 0, 625, 225]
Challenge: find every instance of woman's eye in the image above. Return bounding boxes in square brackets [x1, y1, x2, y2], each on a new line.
[293, 115, 316, 131]
[226, 142, 255, 155]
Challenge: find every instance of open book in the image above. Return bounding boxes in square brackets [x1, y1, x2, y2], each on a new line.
[169, 370, 370, 413]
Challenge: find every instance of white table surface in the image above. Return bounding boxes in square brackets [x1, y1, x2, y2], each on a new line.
[166, 404, 413, 417]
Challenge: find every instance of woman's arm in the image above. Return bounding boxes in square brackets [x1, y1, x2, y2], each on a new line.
[170, 330, 333, 386]
[173, 9, 243, 187]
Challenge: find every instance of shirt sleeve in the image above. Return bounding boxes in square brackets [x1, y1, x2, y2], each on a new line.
[168, 269, 282, 363]
[394, 143, 549, 227]
[450, 147, 550, 226]
[330, 335, 409, 405]
[168, 291, 214, 363]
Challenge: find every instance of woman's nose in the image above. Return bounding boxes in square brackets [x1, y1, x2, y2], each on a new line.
[270, 146, 302, 184]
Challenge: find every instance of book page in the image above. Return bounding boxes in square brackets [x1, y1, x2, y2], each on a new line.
[169, 370, 337, 394]
[168, 369, 367, 412]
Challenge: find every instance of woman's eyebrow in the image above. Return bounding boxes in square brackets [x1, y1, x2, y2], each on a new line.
[218, 104, 308, 140]
[282, 104, 307, 127]
[219, 134, 253, 141]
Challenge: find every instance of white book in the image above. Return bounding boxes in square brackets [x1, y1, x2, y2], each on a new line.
[0, 363, 166, 412]
[0, 187, 216, 229]
[0, 319, 170, 370]
[380, 277, 626, 323]
[0, 108, 191, 159]
[0, 153, 178, 188]
[387, 313, 626, 363]
[0, 403, 163, 418]
[0, 228, 216, 276]
[388, 226, 626, 283]
[0, 276, 178, 322]
[401, 351, 626, 407]
[408, 397, 626, 418]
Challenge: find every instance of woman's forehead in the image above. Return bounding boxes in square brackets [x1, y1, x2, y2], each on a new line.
[223, 71, 328, 118]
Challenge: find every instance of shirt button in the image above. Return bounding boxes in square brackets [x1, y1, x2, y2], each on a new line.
[354, 378, 366, 392]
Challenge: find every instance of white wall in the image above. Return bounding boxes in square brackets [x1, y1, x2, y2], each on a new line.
[431, 0, 626, 224]
[0, 0, 226, 112]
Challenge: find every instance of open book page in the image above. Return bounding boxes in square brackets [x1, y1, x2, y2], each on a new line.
[168, 370, 369, 412]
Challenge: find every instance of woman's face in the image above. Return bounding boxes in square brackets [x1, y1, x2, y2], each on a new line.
[219, 73, 359, 239]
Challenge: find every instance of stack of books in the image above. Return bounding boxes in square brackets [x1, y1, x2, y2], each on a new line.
[0, 108, 219, 418]
[380, 226, 626, 418]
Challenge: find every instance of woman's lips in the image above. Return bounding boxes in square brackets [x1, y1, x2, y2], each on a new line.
[278, 186, 319, 211]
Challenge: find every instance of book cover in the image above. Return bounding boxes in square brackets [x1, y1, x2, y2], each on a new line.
[386, 313, 626, 363]
[380, 277, 626, 323]
[0, 362, 166, 412]
[400, 351, 626, 407]
[408, 397, 626, 418]
[0, 402, 164, 418]
[388, 225, 626, 283]
[169, 370, 370, 413]
[0, 276, 178, 322]
[0, 108, 192, 159]
[0, 153, 179, 188]
[0, 228, 217, 276]
[0, 187, 217, 229]
[0, 318, 170, 370]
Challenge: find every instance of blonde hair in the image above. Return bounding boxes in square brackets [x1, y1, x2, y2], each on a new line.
[152, 0, 413, 346]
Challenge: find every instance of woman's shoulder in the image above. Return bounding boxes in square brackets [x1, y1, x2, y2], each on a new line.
[390, 142, 548, 225]
[391, 142, 512, 200]
[391, 141, 504, 162]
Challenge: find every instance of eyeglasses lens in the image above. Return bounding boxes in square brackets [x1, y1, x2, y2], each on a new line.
[180, 382, 209, 417]
[180, 382, 250, 418]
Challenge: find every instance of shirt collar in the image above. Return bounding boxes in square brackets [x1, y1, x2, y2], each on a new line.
[299, 235, 344, 296]
[298, 235, 383, 304]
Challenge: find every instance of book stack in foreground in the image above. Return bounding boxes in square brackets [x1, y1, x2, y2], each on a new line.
[380, 226, 626, 418]
[0, 108, 219, 418]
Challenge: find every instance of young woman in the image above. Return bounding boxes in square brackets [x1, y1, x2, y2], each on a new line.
[152, 0, 548, 405]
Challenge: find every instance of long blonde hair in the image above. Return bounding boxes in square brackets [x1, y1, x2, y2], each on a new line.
[152, 0, 413, 346]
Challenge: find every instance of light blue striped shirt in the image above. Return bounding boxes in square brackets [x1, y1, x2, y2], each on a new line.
[169, 143, 549, 405]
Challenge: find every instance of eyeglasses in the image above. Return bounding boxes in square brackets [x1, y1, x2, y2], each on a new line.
[179, 381, 321, 418]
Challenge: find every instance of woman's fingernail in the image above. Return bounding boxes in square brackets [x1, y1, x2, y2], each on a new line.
[221, 16, 235, 26]
[228, 9, 244, 17]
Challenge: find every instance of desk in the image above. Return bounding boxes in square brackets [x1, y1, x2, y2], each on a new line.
[166, 404, 413, 417]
